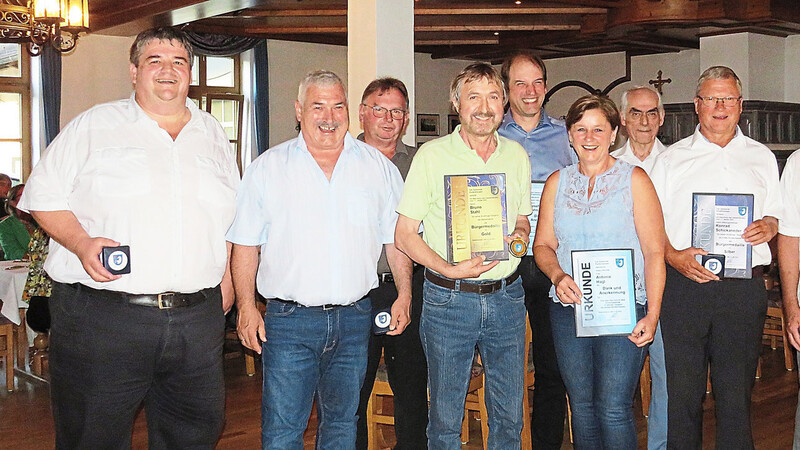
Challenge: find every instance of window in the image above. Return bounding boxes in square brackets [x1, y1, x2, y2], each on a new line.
[189, 55, 243, 174]
[0, 44, 31, 182]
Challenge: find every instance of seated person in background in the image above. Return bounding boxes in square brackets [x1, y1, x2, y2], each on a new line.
[0, 184, 32, 260]
[22, 226, 52, 333]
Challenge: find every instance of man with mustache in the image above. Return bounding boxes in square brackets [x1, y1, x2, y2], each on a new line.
[498, 51, 576, 449]
[228, 70, 407, 448]
[611, 85, 667, 450]
[396, 63, 532, 448]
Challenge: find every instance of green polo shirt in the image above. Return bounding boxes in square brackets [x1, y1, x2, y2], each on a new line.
[397, 126, 532, 280]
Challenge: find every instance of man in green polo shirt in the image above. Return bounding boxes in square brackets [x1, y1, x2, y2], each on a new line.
[395, 63, 532, 449]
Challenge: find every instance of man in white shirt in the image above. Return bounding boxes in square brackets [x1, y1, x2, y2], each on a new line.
[611, 86, 666, 174]
[18, 27, 239, 449]
[228, 70, 407, 448]
[650, 66, 782, 448]
[611, 85, 668, 450]
[778, 150, 800, 450]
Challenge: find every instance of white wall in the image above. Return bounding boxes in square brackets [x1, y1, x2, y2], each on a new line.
[786, 35, 800, 103]
[60, 34, 135, 126]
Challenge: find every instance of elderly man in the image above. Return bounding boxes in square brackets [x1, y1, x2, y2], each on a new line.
[650, 66, 782, 448]
[354, 77, 427, 450]
[228, 70, 406, 448]
[779, 149, 800, 450]
[611, 86, 666, 173]
[497, 50, 575, 449]
[611, 85, 667, 450]
[18, 27, 239, 448]
[396, 63, 532, 449]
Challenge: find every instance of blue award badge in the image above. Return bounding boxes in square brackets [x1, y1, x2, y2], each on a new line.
[372, 307, 392, 335]
[699, 254, 725, 278]
[509, 237, 527, 258]
[102, 245, 131, 275]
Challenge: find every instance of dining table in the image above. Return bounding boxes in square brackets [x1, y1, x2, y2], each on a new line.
[0, 259, 36, 368]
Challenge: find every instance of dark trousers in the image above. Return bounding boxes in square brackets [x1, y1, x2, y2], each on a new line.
[661, 267, 767, 450]
[49, 282, 226, 450]
[519, 256, 567, 449]
[356, 267, 428, 450]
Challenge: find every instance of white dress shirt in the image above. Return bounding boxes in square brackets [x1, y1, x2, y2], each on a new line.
[19, 95, 240, 294]
[779, 149, 800, 300]
[226, 132, 404, 307]
[610, 138, 666, 174]
[650, 126, 783, 267]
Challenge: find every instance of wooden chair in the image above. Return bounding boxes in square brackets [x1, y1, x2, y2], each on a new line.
[462, 315, 534, 449]
[365, 355, 394, 450]
[763, 297, 794, 371]
[639, 354, 652, 417]
[0, 317, 15, 391]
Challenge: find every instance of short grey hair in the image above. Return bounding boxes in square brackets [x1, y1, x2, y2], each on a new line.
[297, 70, 347, 105]
[129, 27, 193, 67]
[696, 66, 742, 97]
[449, 63, 507, 109]
[620, 85, 664, 115]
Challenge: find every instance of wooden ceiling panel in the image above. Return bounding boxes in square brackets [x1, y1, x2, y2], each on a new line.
[87, 0, 800, 61]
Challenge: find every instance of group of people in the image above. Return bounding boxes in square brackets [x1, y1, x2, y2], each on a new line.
[15, 24, 800, 450]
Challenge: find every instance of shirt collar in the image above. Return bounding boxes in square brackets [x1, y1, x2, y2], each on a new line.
[691, 125, 743, 149]
[128, 92, 203, 129]
[500, 108, 556, 134]
[449, 126, 505, 159]
[356, 132, 411, 157]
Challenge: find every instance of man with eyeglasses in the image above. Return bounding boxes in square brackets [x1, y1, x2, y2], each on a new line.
[354, 77, 428, 450]
[611, 85, 668, 450]
[650, 66, 783, 448]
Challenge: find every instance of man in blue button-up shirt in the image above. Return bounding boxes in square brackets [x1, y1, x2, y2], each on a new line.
[498, 51, 577, 450]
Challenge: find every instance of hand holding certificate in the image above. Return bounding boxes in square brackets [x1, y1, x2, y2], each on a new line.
[570, 249, 638, 337]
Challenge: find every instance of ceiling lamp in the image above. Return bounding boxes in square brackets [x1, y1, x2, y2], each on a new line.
[0, 0, 89, 55]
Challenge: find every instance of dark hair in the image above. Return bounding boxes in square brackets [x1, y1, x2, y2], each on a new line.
[450, 62, 507, 108]
[360, 77, 409, 109]
[500, 51, 548, 88]
[565, 95, 621, 131]
[5, 183, 23, 217]
[129, 27, 194, 67]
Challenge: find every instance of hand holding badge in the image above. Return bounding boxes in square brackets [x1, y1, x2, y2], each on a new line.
[101, 245, 131, 275]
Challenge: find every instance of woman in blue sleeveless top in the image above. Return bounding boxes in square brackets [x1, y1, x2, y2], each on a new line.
[532, 95, 666, 449]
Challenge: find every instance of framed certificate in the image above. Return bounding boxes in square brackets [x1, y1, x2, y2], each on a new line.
[571, 249, 637, 337]
[526, 181, 546, 255]
[691, 193, 754, 278]
[444, 173, 509, 263]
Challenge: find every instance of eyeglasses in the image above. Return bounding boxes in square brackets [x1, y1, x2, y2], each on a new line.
[362, 104, 407, 120]
[696, 96, 742, 108]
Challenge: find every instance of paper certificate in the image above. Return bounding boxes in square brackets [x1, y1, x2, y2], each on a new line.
[526, 181, 546, 256]
[444, 173, 509, 263]
[691, 193, 754, 278]
[571, 249, 637, 337]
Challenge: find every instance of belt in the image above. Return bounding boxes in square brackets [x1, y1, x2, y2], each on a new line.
[270, 296, 366, 311]
[74, 283, 211, 309]
[424, 269, 519, 295]
[378, 272, 394, 283]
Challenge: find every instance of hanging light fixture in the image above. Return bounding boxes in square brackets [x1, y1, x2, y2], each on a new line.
[0, 0, 89, 55]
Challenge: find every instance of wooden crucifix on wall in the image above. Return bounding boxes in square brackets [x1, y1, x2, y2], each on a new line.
[649, 70, 672, 95]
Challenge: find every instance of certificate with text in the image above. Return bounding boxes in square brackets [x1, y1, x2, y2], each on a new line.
[571, 249, 637, 337]
[526, 181, 546, 256]
[444, 173, 509, 263]
[691, 193, 754, 278]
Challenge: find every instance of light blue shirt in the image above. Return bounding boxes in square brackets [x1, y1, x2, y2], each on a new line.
[226, 132, 404, 306]
[498, 109, 577, 181]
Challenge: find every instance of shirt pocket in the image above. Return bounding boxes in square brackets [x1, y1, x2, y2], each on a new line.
[346, 188, 378, 227]
[89, 147, 152, 197]
[195, 155, 237, 210]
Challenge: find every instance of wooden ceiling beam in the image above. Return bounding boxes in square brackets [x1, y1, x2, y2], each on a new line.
[228, 4, 607, 18]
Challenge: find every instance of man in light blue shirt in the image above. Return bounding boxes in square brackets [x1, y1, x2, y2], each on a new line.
[498, 50, 576, 450]
[228, 70, 408, 449]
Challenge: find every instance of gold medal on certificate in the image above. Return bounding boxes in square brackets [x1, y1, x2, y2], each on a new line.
[444, 174, 509, 263]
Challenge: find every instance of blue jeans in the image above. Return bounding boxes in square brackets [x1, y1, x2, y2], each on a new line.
[260, 297, 372, 450]
[550, 301, 647, 450]
[420, 276, 526, 450]
[647, 323, 667, 450]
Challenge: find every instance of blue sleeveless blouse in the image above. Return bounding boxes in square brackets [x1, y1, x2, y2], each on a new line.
[549, 160, 647, 305]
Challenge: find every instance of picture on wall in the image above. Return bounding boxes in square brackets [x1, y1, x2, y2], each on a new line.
[417, 114, 440, 136]
[448, 114, 460, 133]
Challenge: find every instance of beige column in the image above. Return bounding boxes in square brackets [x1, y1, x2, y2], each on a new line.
[347, 0, 416, 145]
